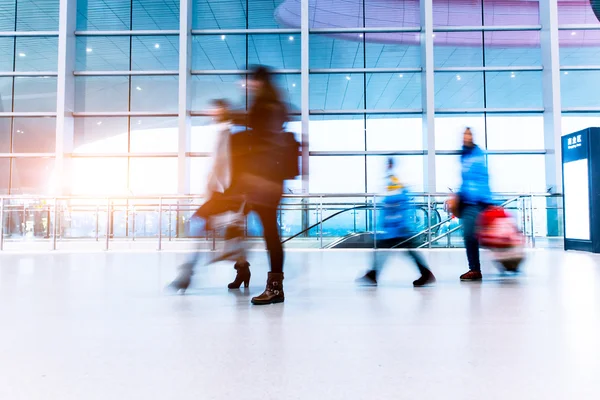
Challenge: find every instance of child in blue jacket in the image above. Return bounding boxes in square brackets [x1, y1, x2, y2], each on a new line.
[358, 158, 436, 287]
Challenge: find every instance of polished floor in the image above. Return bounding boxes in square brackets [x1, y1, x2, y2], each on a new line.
[0, 249, 599, 399]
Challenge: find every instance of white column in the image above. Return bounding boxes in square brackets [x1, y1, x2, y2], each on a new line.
[301, 0, 310, 193]
[178, 0, 193, 195]
[55, 0, 77, 195]
[421, 0, 436, 193]
[540, 0, 562, 192]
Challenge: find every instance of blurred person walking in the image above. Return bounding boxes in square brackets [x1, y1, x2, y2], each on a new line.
[457, 127, 492, 281]
[169, 66, 297, 305]
[358, 158, 436, 287]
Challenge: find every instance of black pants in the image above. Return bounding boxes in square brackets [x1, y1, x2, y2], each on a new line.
[193, 192, 284, 273]
[371, 237, 430, 276]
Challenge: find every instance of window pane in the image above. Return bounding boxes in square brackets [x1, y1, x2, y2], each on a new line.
[189, 156, 211, 194]
[75, 76, 129, 112]
[366, 33, 420, 68]
[310, 73, 365, 110]
[132, 0, 180, 30]
[192, 74, 246, 111]
[366, 114, 423, 151]
[16, 0, 59, 31]
[130, 117, 178, 153]
[485, 71, 543, 108]
[366, 73, 421, 109]
[193, 0, 245, 29]
[0, 38, 13, 71]
[434, 114, 485, 151]
[557, 2, 600, 25]
[561, 71, 600, 108]
[75, 37, 130, 71]
[488, 155, 546, 193]
[191, 117, 221, 153]
[131, 75, 178, 113]
[0, 117, 10, 152]
[11, 157, 54, 195]
[559, 30, 600, 66]
[129, 158, 178, 195]
[0, 158, 8, 194]
[14, 77, 57, 112]
[15, 37, 58, 72]
[192, 35, 245, 70]
[0, 1, 15, 31]
[310, 35, 363, 69]
[562, 114, 600, 135]
[484, 31, 541, 66]
[434, 72, 483, 109]
[193, 0, 296, 29]
[132, 36, 179, 70]
[309, 156, 366, 193]
[434, 32, 483, 67]
[276, 74, 301, 111]
[73, 117, 129, 153]
[486, 114, 544, 150]
[12, 117, 56, 153]
[76, 0, 130, 30]
[366, 2, 420, 28]
[366, 155, 424, 193]
[433, 0, 539, 26]
[309, 115, 364, 151]
[0, 77, 11, 112]
[435, 155, 461, 192]
[71, 158, 128, 196]
[249, 34, 300, 69]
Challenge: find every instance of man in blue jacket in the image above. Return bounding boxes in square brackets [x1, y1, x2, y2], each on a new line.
[458, 127, 492, 281]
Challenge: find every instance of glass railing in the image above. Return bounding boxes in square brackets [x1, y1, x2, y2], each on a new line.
[0, 193, 563, 251]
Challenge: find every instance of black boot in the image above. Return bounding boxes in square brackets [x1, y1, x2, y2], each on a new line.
[413, 268, 436, 287]
[167, 262, 194, 294]
[356, 269, 378, 286]
[228, 261, 251, 289]
[251, 272, 284, 305]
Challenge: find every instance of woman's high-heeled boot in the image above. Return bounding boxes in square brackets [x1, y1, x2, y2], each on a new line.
[251, 272, 284, 305]
[228, 261, 251, 289]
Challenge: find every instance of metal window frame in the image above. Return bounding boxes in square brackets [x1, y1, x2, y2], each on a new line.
[0, 72, 59, 77]
[0, 153, 56, 158]
[0, 31, 59, 37]
[74, 30, 180, 36]
[72, 111, 178, 117]
[434, 66, 543, 72]
[557, 24, 600, 31]
[0, 112, 57, 117]
[73, 70, 179, 76]
[560, 66, 600, 71]
[310, 27, 421, 34]
[192, 29, 301, 35]
[68, 153, 178, 158]
[435, 108, 545, 114]
[191, 69, 301, 75]
[433, 25, 542, 32]
[309, 68, 422, 74]
[309, 109, 423, 115]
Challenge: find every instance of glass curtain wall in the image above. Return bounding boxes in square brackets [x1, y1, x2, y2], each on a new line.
[0, 0, 59, 195]
[5, 0, 593, 200]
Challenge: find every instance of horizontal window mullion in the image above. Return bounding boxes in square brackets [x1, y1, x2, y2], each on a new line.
[310, 109, 422, 115]
[435, 66, 542, 73]
[74, 30, 179, 36]
[190, 111, 301, 117]
[435, 108, 544, 114]
[562, 107, 600, 113]
[558, 24, 600, 31]
[73, 112, 178, 117]
[186, 152, 212, 157]
[436, 150, 547, 155]
[74, 71, 178, 76]
[191, 69, 301, 75]
[0, 153, 56, 158]
[0, 71, 58, 77]
[433, 25, 541, 32]
[0, 112, 57, 117]
[310, 27, 421, 34]
[310, 68, 422, 74]
[560, 66, 600, 71]
[68, 153, 178, 158]
[0, 31, 59, 37]
[192, 29, 300, 35]
[309, 151, 426, 156]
